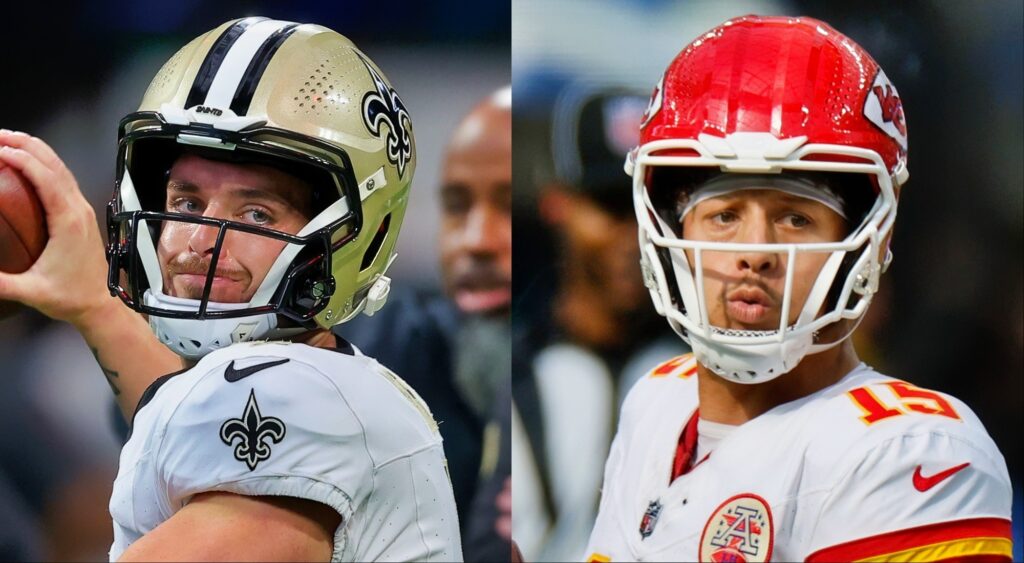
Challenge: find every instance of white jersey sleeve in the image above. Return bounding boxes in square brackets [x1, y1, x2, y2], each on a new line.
[156, 353, 370, 524]
[110, 342, 462, 562]
[804, 388, 1013, 561]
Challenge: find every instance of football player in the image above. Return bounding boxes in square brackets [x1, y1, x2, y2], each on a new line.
[338, 85, 513, 560]
[0, 17, 461, 561]
[583, 15, 1013, 562]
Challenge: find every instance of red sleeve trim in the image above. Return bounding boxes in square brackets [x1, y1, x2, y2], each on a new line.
[806, 517, 1012, 562]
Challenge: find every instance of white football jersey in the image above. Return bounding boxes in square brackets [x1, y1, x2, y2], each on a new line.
[585, 355, 1013, 562]
[109, 341, 462, 562]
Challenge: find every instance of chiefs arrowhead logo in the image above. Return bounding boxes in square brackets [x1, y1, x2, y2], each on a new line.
[640, 75, 664, 129]
[864, 69, 908, 151]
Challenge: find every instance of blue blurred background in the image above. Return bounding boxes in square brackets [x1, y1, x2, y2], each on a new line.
[0, 1, 507, 559]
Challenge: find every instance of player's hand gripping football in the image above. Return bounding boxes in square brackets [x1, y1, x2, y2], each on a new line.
[0, 130, 183, 417]
[0, 130, 114, 326]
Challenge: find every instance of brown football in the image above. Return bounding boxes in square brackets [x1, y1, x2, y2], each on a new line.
[0, 160, 47, 317]
[512, 540, 524, 563]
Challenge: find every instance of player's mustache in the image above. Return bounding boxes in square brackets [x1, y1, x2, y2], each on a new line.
[167, 254, 248, 281]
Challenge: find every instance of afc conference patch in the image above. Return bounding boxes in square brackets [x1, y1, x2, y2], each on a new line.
[639, 499, 662, 539]
[698, 493, 774, 562]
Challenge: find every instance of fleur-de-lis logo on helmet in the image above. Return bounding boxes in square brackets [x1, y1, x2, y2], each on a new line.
[359, 53, 413, 179]
[219, 390, 287, 471]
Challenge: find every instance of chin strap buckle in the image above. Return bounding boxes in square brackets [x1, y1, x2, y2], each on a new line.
[640, 255, 658, 291]
[854, 262, 882, 296]
[362, 275, 392, 317]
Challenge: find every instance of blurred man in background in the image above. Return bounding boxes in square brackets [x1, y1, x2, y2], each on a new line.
[511, 86, 688, 562]
[339, 86, 512, 561]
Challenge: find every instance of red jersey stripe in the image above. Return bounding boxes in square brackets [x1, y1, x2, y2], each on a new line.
[670, 410, 700, 483]
[866, 537, 1013, 562]
[806, 517, 1011, 562]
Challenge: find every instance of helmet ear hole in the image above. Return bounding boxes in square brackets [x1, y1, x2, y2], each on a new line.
[360, 213, 392, 271]
[655, 247, 686, 318]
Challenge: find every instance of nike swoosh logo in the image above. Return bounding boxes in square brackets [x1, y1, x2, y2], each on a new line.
[224, 359, 290, 382]
[913, 462, 971, 492]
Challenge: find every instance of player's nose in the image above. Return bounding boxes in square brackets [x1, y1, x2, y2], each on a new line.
[736, 251, 778, 273]
[184, 203, 236, 256]
[461, 203, 507, 257]
[186, 221, 223, 256]
[734, 215, 778, 273]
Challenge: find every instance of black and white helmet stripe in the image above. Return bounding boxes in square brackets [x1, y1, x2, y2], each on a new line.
[183, 17, 299, 115]
[184, 17, 265, 109]
[230, 23, 299, 115]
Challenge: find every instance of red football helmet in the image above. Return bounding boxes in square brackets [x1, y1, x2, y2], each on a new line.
[629, 15, 908, 383]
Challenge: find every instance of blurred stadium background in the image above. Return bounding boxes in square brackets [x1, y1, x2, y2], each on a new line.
[512, 0, 1022, 560]
[0, 1, 507, 559]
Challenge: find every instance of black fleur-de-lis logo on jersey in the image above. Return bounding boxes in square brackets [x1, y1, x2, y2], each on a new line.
[358, 53, 413, 179]
[219, 389, 286, 471]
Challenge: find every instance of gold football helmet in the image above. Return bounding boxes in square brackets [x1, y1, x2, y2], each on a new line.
[107, 17, 415, 358]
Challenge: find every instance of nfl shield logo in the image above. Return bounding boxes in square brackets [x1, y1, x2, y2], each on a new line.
[639, 499, 662, 539]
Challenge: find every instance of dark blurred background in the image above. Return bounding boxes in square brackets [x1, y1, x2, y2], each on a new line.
[511, 0, 1022, 560]
[0, 1, 508, 559]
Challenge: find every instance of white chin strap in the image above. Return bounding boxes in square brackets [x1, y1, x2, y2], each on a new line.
[144, 290, 278, 360]
[686, 327, 813, 384]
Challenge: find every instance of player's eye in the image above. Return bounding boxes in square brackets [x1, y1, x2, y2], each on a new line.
[780, 213, 811, 228]
[710, 210, 739, 225]
[440, 185, 472, 216]
[168, 197, 202, 215]
[243, 208, 274, 225]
